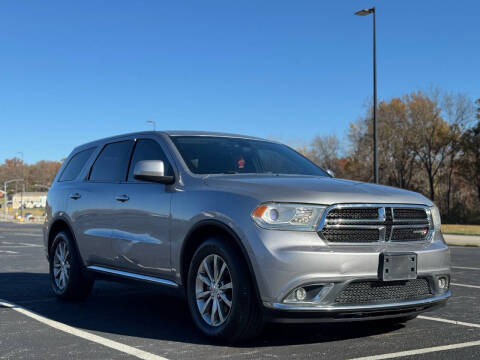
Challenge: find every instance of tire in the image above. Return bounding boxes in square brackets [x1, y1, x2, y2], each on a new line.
[187, 237, 263, 342]
[49, 231, 94, 300]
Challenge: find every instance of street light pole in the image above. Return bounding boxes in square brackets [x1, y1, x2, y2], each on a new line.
[17, 152, 25, 218]
[372, 8, 378, 184]
[2, 184, 5, 220]
[3, 179, 23, 220]
[146, 120, 156, 131]
[354, 7, 378, 184]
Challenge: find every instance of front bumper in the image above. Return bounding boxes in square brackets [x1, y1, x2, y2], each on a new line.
[263, 291, 450, 323]
[243, 225, 451, 316]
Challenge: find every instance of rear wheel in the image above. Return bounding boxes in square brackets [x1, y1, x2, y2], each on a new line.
[49, 231, 93, 300]
[187, 237, 263, 342]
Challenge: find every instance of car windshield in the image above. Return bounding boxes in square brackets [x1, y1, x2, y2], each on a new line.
[171, 136, 328, 176]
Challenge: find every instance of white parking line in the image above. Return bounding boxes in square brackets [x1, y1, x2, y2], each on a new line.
[0, 241, 42, 248]
[349, 315, 480, 359]
[451, 282, 480, 289]
[0, 299, 169, 360]
[4, 232, 42, 237]
[0, 250, 19, 254]
[452, 266, 480, 271]
[16, 298, 58, 305]
[418, 315, 480, 328]
[348, 340, 480, 360]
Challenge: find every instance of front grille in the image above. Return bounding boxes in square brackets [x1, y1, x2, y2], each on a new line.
[318, 204, 432, 244]
[327, 208, 379, 220]
[335, 279, 432, 304]
[394, 208, 427, 220]
[391, 227, 429, 241]
[322, 228, 379, 243]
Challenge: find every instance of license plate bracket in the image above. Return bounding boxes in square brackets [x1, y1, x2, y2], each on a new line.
[379, 252, 417, 281]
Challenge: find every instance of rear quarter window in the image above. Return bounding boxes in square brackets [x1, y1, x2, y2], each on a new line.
[59, 148, 95, 182]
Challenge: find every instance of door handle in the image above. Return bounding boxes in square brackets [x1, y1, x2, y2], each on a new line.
[115, 194, 130, 202]
[69, 193, 81, 200]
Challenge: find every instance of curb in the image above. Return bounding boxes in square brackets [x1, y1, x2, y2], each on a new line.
[444, 234, 480, 247]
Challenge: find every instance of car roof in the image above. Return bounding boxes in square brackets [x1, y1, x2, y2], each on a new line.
[162, 130, 268, 141]
[72, 130, 275, 153]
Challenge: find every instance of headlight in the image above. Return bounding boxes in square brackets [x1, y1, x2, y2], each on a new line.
[251, 203, 326, 231]
[431, 205, 442, 231]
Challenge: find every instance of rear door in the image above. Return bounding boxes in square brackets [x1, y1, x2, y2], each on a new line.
[69, 140, 133, 267]
[53, 147, 96, 251]
[111, 137, 174, 279]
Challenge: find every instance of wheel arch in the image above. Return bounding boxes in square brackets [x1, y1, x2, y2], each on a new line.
[180, 219, 261, 301]
[47, 217, 84, 265]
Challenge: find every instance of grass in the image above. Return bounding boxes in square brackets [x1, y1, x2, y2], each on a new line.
[22, 208, 46, 216]
[441, 224, 480, 236]
[4, 207, 45, 218]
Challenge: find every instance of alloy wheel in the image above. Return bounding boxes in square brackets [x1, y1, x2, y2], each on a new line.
[195, 254, 233, 327]
[53, 240, 71, 291]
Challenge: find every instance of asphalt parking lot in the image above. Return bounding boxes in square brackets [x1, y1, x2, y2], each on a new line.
[1, 222, 479, 360]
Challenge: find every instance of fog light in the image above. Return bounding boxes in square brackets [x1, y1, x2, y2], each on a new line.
[295, 287, 307, 301]
[438, 277, 449, 289]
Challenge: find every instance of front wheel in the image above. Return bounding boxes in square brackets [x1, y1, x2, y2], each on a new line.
[187, 238, 263, 342]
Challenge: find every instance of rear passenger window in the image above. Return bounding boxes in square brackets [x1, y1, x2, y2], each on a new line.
[89, 141, 133, 182]
[59, 148, 95, 182]
[128, 139, 172, 181]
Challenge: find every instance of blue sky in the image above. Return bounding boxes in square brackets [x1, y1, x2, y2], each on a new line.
[1, 0, 478, 163]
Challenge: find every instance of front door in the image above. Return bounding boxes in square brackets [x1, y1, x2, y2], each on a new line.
[110, 138, 173, 279]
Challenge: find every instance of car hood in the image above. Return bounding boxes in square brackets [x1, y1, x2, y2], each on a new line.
[204, 175, 433, 206]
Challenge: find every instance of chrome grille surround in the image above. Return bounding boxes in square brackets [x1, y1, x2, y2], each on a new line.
[317, 204, 433, 245]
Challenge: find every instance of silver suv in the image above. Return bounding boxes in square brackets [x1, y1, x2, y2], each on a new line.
[44, 131, 451, 341]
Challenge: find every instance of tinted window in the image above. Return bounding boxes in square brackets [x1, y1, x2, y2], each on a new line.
[89, 141, 133, 182]
[256, 148, 305, 174]
[59, 148, 95, 182]
[128, 139, 172, 181]
[171, 136, 327, 176]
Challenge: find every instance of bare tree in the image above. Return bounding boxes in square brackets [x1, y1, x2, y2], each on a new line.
[458, 99, 480, 203]
[439, 92, 475, 212]
[305, 135, 344, 176]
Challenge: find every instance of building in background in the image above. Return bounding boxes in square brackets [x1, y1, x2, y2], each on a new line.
[12, 192, 47, 209]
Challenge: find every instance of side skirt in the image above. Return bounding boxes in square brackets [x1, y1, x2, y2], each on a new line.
[87, 265, 179, 288]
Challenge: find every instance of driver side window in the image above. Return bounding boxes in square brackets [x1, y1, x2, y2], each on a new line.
[127, 139, 172, 182]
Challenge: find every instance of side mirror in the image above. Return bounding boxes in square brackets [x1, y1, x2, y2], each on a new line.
[326, 169, 335, 177]
[133, 160, 174, 184]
